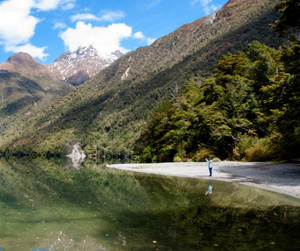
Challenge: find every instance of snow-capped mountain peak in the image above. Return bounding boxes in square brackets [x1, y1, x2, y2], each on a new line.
[48, 45, 123, 86]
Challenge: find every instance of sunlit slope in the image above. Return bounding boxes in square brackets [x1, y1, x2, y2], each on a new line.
[0, 0, 284, 157]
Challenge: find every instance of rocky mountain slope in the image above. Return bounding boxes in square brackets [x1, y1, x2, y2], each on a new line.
[0, 45, 123, 86]
[47, 45, 123, 86]
[0, 0, 285, 157]
[0, 52, 51, 77]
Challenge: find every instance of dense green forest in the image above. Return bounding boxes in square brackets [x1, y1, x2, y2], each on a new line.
[134, 0, 300, 162]
[134, 40, 300, 162]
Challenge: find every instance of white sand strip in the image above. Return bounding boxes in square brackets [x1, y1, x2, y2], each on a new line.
[107, 161, 300, 199]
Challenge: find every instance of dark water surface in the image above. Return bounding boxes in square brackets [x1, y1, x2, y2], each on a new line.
[0, 158, 299, 251]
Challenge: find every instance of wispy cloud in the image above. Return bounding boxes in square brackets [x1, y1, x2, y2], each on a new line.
[53, 22, 68, 30]
[133, 31, 156, 45]
[99, 10, 126, 22]
[145, 0, 161, 10]
[70, 10, 126, 23]
[70, 13, 101, 22]
[191, 0, 220, 15]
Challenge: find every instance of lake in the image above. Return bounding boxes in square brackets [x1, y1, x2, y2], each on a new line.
[0, 158, 299, 250]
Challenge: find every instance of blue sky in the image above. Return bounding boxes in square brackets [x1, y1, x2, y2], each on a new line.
[0, 0, 227, 64]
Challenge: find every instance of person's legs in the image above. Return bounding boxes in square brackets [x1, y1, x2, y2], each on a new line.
[209, 167, 212, 176]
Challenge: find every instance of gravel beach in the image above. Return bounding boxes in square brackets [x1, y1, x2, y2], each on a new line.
[107, 161, 300, 199]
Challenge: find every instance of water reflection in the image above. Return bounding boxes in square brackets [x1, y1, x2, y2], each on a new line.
[0, 157, 299, 250]
[204, 180, 213, 196]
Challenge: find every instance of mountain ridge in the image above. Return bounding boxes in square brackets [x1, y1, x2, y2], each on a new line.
[0, 52, 51, 77]
[0, 45, 123, 86]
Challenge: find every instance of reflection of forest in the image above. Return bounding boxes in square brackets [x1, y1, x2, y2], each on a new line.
[0, 158, 299, 250]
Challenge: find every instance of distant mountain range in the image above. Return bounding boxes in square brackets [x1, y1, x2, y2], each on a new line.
[0, 0, 287, 158]
[0, 45, 123, 86]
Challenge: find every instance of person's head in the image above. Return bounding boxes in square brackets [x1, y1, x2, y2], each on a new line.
[210, 157, 213, 160]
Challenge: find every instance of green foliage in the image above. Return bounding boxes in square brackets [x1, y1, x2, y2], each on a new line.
[274, 0, 300, 34]
[243, 137, 276, 161]
[233, 135, 276, 161]
[140, 146, 155, 163]
[193, 148, 213, 162]
[135, 40, 300, 162]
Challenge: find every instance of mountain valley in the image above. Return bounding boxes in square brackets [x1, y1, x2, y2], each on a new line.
[1, 0, 297, 161]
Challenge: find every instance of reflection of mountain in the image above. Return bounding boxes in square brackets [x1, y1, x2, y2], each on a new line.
[0, 158, 299, 250]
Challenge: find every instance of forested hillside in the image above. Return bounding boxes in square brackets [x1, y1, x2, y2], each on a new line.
[1, 0, 294, 161]
[0, 71, 74, 145]
[134, 39, 300, 162]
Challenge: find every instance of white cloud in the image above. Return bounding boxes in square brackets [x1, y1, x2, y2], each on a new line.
[146, 37, 156, 45]
[133, 31, 156, 46]
[71, 13, 101, 22]
[0, 0, 75, 59]
[210, 4, 219, 12]
[133, 31, 145, 39]
[34, 0, 60, 10]
[0, 0, 39, 45]
[191, 0, 220, 15]
[34, 0, 76, 11]
[70, 10, 125, 23]
[6, 43, 49, 60]
[60, 22, 132, 54]
[99, 10, 126, 22]
[53, 22, 67, 29]
[60, 0, 76, 10]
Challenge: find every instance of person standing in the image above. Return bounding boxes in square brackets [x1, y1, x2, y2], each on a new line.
[205, 157, 213, 176]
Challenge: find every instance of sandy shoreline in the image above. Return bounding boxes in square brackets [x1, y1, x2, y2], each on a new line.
[107, 161, 300, 199]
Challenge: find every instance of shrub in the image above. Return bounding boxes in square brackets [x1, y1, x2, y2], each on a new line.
[213, 157, 221, 162]
[140, 146, 154, 163]
[242, 137, 275, 161]
[193, 147, 212, 162]
[173, 155, 182, 162]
